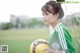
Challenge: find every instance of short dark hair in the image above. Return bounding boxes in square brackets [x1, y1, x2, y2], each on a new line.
[41, 1, 64, 19]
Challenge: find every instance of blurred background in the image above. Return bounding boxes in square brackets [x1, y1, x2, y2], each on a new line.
[0, 0, 80, 53]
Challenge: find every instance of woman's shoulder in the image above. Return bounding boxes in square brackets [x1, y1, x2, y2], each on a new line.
[57, 23, 69, 31]
[55, 23, 71, 37]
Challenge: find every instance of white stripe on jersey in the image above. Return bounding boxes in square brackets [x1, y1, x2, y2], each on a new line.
[56, 23, 67, 50]
[56, 25, 64, 50]
[59, 24, 68, 50]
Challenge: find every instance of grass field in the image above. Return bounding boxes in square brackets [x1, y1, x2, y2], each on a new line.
[0, 27, 80, 53]
[0, 28, 49, 53]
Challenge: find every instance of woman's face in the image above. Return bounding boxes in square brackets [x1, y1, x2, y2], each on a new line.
[42, 11, 58, 25]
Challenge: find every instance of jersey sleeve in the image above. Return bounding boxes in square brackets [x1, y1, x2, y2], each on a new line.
[56, 24, 77, 53]
[56, 24, 68, 51]
[62, 27, 77, 53]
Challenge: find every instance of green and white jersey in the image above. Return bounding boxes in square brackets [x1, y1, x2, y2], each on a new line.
[49, 23, 76, 53]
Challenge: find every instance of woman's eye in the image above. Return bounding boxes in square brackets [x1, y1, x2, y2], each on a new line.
[45, 13, 48, 15]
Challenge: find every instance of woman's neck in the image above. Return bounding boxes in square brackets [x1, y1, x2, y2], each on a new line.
[50, 22, 58, 29]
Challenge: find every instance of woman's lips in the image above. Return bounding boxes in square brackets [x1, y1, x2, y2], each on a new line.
[44, 20, 47, 22]
[44, 19, 47, 22]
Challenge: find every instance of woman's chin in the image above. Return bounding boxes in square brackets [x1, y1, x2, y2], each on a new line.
[44, 22, 49, 25]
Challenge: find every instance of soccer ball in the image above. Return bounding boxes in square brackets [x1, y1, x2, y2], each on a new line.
[30, 39, 49, 53]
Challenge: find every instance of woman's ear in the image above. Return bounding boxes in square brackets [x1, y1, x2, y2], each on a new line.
[56, 13, 59, 19]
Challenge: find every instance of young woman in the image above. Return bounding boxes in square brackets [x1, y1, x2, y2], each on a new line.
[41, 1, 76, 53]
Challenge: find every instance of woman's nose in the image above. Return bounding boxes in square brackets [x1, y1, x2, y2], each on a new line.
[43, 17, 45, 18]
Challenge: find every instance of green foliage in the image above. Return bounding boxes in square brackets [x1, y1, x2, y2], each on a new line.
[26, 18, 44, 28]
[1, 23, 13, 30]
[13, 18, 44, 28]
[21, 22, 26, 28]
[71, 17, 80, 26]
[64, 15, 80, 26]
